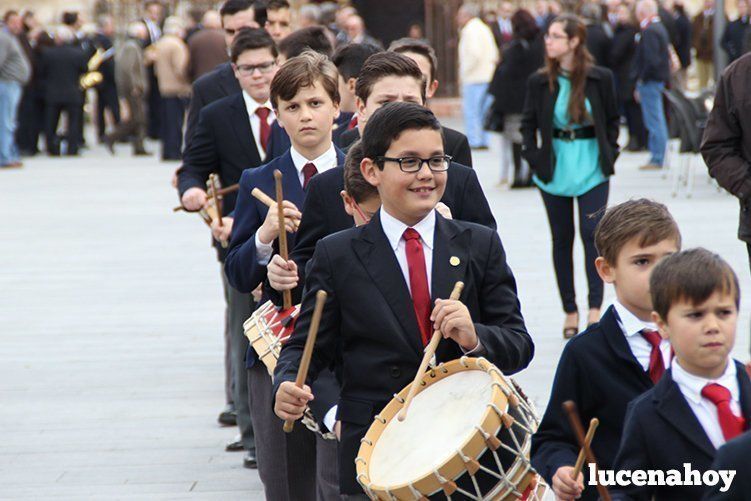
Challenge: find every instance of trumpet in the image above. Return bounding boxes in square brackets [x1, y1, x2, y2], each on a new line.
[80, 47, 115, 90]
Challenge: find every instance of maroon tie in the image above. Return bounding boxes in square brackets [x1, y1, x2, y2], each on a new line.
[256, 107, 271, 152]
[302, 162, 318, 190]
[701, 383, 747, 441]
[403, 228, 431, 346]
[641, 329, 666, 384]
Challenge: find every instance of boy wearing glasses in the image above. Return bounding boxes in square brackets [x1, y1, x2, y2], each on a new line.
[273, 102, 533, 498]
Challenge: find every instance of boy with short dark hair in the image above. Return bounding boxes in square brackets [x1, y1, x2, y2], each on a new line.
[389, 37, 440, 99]
[340, 140, 380, 226]
[331, 43, 382, 142]
[532, 199, 682, 501]
[273, 101, 533, 497]
[264, 0, 291, 42]
[612, 248, 751, 500]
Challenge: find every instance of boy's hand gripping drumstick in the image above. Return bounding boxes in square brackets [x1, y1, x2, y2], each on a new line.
[251, 188, 299, 232]
[563, 400, 611, 501]
[398, 281, 464, 422]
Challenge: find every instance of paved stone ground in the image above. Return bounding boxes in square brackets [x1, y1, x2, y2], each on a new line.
[1, 122, 749, 499]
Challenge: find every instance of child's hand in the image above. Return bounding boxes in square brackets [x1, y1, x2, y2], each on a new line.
[274, 382, 313, 421]
[258, 200, 301, 244]
[552, 465, 584, 500]
[430, 299, 477, 351]
[267, 255, 299, 291]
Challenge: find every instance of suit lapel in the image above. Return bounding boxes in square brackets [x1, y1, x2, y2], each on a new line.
[352, 212, 424, 356]
[655, 372, 716, 458]
[229, 94, 261, 164]
[601, 306, 654, 388]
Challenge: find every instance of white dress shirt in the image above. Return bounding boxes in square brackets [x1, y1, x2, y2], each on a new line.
[613, 301, 672, 372]
[254, 143, 338, 264]
[242, 91, 276, 162]
[380, 207, 435, 295]
[672, 357, 741, 449]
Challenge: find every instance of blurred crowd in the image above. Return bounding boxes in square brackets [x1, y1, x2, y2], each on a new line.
[0, 1, 390, 167]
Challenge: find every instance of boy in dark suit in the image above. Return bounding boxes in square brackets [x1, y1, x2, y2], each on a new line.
[273, 102, 534, 497]
[704, 431, 751, 500]
[331, 43, 381, 146]
[532, 199, 682, 501]
[612, 248, 751, 500]
[224, 51, 343, 500]
[176, 28, 279, 467]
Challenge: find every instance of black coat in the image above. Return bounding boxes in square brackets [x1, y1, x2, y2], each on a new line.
[521, 66, 620, 183]
[92, 33, 116, 94]
[586, 23, 612, 68]
[184, 62, 240, 150]
[273, 212, 533, 494]
[722, 17, 750, 62]
[265, 161, 497, 306]
[488, 36, 545, 116]
[632, 21, 672, 83]
[612, 362, 751, 500]
[704, 431, 751, 500]
[39, 44, 87, 104]
[337, 125, 473, 168]
[609, 24, 639, 102]
[675, 12, 694, 68]
[531, 306, 656, 501]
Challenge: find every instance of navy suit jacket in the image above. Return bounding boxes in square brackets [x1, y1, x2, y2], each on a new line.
[184, 62, 240, 150]
[704, 431, 751, 500]
[273, 211, 533, 494]
[531, 306, 655, 501]
[266, 120, 291, 160]
[612, 362, 751, 500]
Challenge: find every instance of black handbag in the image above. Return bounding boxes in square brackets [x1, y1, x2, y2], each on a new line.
[483, 101, 505, 133]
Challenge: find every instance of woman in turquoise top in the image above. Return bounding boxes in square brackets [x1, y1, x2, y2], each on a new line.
[521, 14, 620, 337]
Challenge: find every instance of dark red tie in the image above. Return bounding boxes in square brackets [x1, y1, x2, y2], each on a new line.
[701, 383, 747, 441]
[302, 162, 318, 190]
[347, 115, 358, 130]
[641, 329, 666, 384]
[256, 107, 271, 152]
[403, 228, 431, 346]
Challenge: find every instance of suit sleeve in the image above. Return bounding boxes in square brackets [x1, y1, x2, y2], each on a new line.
[459, 168, 497, 230]
[177, 107, 217, 197]
[224, 170, 268, 293]
[521, 75, 541, 165]
[473, 231, 533, 374]
[531, 343, 586, 485]
[611, 400, 655, 501]
[184, 78, 207, 150]
[704, 440, 748, 501]
[273, 240, 341, 403]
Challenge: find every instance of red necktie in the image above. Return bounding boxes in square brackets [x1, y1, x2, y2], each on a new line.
[403, 228, 431, 346]
[256, 107, 271, 152]
[701, 383, 747, 441]
[641, 329, 666, 384]
[347, 115, 358, 130]
[302, 162, 318, 190]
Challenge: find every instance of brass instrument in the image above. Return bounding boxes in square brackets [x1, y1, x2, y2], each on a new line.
[80, 47, 114, 90]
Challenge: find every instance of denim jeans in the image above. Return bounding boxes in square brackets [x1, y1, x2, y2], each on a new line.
[462, 82, 491, 148]
[637, 80, 668, 166]
[0, 79, 22, 165]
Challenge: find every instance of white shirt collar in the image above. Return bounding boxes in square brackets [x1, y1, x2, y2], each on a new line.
[242, 91, 273, 118]
[672, 357, 738, 405]
[613, 300, 658, 337]
[380, 207, 436, 252]
[289, 143, 338, 177]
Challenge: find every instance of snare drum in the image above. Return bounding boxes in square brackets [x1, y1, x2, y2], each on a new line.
[243, 300, 300, 375]
[356, 357, 548, 500]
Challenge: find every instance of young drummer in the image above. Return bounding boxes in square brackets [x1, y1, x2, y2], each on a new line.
[224, 51, 343, 501]
[612, 249, 751, 500]
[273, 102, 534, 497]
[532, 199, 681, 501]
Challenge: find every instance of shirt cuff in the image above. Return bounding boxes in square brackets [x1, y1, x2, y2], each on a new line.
[461, 337, 486, 356]
[254, 232, 274, 265]
[323, 405, 338, 433]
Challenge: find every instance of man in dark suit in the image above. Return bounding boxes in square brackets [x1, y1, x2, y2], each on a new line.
[178, 28, 281, 470]
[273, 102, 533, 497]
[92, 15, 120, 142]
[704, 431, 751, 500]
[40, 27, 87, 156]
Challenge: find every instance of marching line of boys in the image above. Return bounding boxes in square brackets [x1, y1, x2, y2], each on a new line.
[176, 3, 751, 500]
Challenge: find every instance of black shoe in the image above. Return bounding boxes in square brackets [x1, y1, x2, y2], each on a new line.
[243, 451, 258, 469]
[218, 404, 237, 427]
[471, 145, 489, 151]
[104, 136, 115, 155]
[134, 149, 151, 156]
[225, 439, 244, 452]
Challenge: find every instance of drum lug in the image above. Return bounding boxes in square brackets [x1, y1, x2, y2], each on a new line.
[462, 456, 481, 476]
[440, 479, 458, 496]
[485, 434, 502, 451]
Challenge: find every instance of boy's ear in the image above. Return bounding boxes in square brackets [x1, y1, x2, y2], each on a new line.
[652, 311, 669, 340]
[360, 157, 380, 187]
[594, 256, 615, 284]
[340, 190, 354, 216]
[347, 77, 357, 95]
[355, 96, 367, 121]
[427, 79, 439, 99]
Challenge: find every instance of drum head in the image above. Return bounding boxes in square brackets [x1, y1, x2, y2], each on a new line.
[369, 369, 494, 487]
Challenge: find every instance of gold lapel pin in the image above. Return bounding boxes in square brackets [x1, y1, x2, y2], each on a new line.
[450, 256, 460, 267]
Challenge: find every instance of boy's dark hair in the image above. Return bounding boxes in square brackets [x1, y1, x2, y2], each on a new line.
[278, 26, 333, 59]
[650, 248, 740, 320]
[62, 11, 78, 27]
[266, 0, 290, 12]
[270, 50, 340, 108]
[230, 27, 277, 62]
[344, 140, 379, 203]
[361, 102, 441, 168]
[355, 52, 426, 104]
[594, 199, 682, 265]
[220, 0, 255, 18]
[388, 37, 438, 82]
[332, 43, 382, 81]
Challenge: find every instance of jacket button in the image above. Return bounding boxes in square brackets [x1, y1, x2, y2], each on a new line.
[390, 366, 401, 378]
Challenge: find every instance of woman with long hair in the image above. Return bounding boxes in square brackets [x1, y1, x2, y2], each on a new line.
[521, 14, 619, 338]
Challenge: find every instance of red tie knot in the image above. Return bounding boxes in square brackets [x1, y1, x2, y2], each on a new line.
[641, 329, 662, 349]
[403, 228, 421, 242]
[256, 106, 270, 121]
[702, 383, 732, 405]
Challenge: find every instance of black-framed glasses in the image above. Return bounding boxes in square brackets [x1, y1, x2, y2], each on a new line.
[376, 155, 452, 173]
[235, 61, 276, 75]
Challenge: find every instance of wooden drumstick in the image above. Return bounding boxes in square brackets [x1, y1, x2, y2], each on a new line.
[252, 188, 300, 232]
[573, 417, 599, 479]
[398, 281, 464, 422]
[274, 170, 293, 310]
[173, 184, 239, 213]
[562, 401, 611, 501]
[209, 174, 223, 228]
[283, 289, 327, 433]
